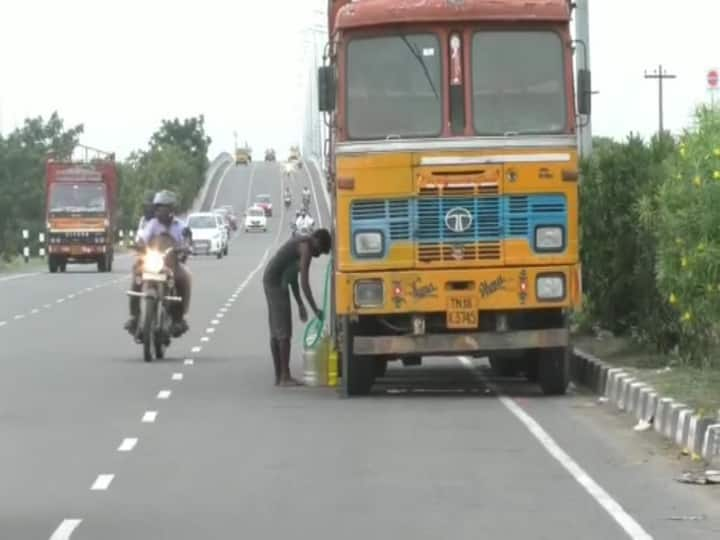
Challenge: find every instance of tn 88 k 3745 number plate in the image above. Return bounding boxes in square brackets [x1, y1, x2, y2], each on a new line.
[446, 295, 478, 329]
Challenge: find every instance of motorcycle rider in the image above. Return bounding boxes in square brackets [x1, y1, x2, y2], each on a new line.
[295, 208, 315, 237]
[283, 186, 292, 207]
[124, 190, 192, 338]
[301, 185, 311, 205]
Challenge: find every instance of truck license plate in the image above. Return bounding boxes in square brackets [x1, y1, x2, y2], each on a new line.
[447, 296, 478, 329]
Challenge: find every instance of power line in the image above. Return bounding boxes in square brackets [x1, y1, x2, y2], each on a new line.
[644, 64, 677, 135]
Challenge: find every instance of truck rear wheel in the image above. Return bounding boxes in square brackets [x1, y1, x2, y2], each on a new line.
[339, 316, 374, 396]
[538, 347, 569, 396]
[49, 256, 59, 273]
[488, 354, 519, 377]
[97, 255, 108, 272]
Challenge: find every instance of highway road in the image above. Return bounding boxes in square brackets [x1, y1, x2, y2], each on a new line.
[2, 161, 719, 540]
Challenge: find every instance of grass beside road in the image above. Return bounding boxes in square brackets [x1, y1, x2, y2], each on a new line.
[574, 334, 720, 417]
[0, 256, 45, 274]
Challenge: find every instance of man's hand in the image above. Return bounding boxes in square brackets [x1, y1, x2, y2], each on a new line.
[298, 304, 309, 323]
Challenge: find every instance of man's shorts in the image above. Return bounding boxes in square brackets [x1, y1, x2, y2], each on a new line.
[264, 284, 292, 340]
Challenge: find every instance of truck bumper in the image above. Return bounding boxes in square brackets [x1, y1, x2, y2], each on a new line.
[49, 245, 107, 257]
[354, 327, 569, 356]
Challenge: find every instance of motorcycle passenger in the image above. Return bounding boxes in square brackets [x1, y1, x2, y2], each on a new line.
[124, 190, 192, 338]
[134, 191, 156, 244]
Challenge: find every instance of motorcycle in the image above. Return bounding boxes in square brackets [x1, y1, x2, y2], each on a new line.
[127, 237, 186, 362]
[284, 194, 292, 208]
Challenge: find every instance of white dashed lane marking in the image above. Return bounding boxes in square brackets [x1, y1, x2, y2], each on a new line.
[90, 474, 114, 491]
[142, 411, 158, 423]
[157, 390, 171, 400]
[49, 518, 82, 540]
[184, 359, 194, 366]
[0, 321, 6, 328]
[172, 373, 184, 381]
[14, 314, 25, 320]
[191, 346, 202, 353]
[118, 438, 138, 452]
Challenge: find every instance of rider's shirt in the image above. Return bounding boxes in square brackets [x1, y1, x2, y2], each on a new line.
[139, 217, 186, 245]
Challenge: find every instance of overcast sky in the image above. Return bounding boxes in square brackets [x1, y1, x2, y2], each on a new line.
[1, 0, 718, 160]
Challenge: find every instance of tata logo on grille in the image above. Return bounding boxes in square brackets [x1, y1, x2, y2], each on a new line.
[444, 207, 473, 233]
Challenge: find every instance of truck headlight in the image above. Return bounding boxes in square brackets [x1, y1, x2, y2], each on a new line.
[535, 226, 564, 251]
[354, 231, 383, 256]
[537, 275, 565, 301]
[354, 280, 383, 307]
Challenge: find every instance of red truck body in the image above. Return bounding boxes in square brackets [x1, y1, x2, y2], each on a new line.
[45, 158, 118, 273]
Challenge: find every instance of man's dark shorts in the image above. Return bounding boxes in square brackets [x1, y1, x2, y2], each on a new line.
[264, 284, 292, 340]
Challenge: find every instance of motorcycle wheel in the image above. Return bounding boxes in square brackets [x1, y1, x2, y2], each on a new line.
[143, 297, 156, 363]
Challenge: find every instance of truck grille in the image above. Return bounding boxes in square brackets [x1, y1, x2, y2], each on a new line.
[350, 194, 566, 265]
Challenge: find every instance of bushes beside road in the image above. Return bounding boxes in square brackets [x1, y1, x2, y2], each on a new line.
[580, 105, 720, 368]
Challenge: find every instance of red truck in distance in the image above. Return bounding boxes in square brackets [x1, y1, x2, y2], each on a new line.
[45, 153, 118, 273]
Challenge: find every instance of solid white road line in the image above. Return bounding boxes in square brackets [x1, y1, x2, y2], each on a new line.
[0, 272, 40, 283]
[209, 159, 236, 210]
[118, 438, 138, 452]
[90, 474, 114, 491]
[458, 357, 653, 540]
[157, 390, 171, 400]
[172, 373, 184, 381]
[49, 518, 82, 540]
[142, 411, 158, 423]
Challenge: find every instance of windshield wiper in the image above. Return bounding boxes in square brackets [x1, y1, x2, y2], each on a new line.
[399, 34, 439, 100]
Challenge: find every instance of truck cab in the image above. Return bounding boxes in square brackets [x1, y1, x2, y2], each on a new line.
[320, 0, 591, 396]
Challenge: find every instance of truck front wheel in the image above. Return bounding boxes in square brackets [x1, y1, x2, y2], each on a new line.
[48, 256, 59, 273]
[339, 316, 374, 397]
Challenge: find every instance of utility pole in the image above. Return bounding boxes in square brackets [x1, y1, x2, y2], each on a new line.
[644, 64, 676, 134]
[574, 0, 592, 158]
[233, 130, 238, 152]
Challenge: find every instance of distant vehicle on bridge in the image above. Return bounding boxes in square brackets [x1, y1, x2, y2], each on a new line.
[235, 146, 252, 166]
[288, 145, 302, 168]
[265, 148, 276, 162]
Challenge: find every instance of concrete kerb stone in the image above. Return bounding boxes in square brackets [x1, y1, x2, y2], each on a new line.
[687, 416, 713, 456]
[628, 382, 646, 418]
[655, 398, 674, 435]
[615, 374, 632, 407]
[674, 407, 693, 447]
[604, 367, 625, 398]
[702, 424, 720, 462]
[666, 402, 688, 439]
[619, 377, 637, 410]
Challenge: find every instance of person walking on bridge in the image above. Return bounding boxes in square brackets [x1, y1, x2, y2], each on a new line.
[262, 229, 332, 386]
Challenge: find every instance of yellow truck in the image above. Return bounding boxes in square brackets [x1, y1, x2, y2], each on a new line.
[319, 0, 591, 395]
[235, 146, 251, 165]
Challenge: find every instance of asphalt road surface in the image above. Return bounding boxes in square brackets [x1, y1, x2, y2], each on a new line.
[2, 161, 719, 540]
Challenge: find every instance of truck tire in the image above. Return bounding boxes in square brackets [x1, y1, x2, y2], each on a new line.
[488, 354, 519, 377]
[339, 316, 374, 396]
[97, 256, 108, 273]
[538, 347, 569, 396]
[402, 356, 422, 367]
[142, 297, 157, 363]
[49, 256, 59, 273]
[373, 359, 388, 378]
[59, 259, 67, 272]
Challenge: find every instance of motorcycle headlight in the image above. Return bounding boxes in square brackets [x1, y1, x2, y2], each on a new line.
[144, 250, 164, 273]
[535, 226, 564, 251]
[537, 275, 565, 301]
[354, 231, 384, 257]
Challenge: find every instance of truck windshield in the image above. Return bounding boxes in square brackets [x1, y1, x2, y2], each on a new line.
[49, 183, 106, 213]
[346, 34, 442, 140]
[472, 31, 566, 135]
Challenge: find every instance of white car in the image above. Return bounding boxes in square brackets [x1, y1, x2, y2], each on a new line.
[244, 206, 268, 232]
[187, 212, 227, 259]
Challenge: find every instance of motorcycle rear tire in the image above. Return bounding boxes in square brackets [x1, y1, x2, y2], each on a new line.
[143, 297, 156, 363]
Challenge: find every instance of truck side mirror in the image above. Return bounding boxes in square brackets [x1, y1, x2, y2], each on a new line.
[577, 68, 592, 116]
[318, 66, 336, 112]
